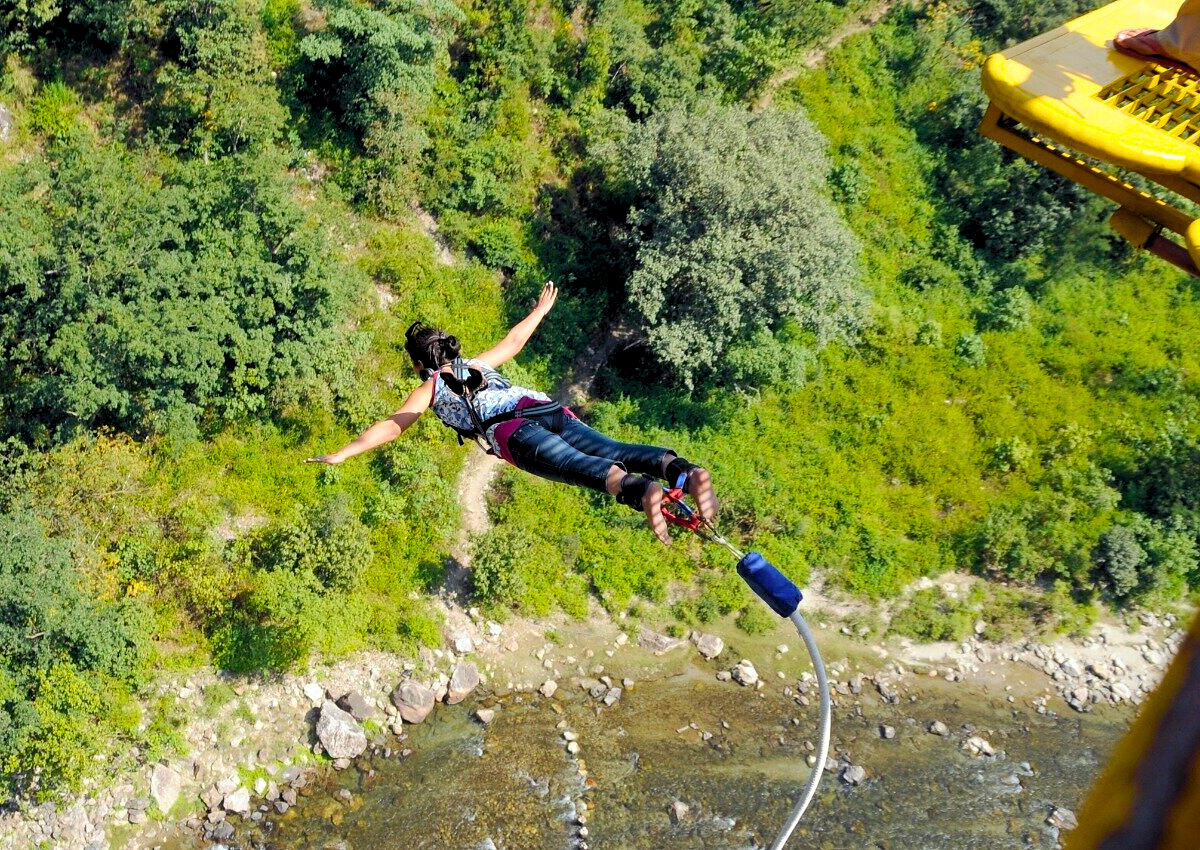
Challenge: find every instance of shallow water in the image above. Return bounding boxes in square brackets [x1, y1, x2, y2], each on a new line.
[190, 665, 1130, 850]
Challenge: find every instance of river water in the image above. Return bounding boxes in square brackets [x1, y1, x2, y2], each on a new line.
[196, 663, 1130, 850]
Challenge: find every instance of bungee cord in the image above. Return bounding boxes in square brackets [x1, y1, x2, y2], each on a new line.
[660, 486, 832, 849]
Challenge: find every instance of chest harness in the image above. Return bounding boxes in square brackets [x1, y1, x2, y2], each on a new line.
[425, 358, 562, 454]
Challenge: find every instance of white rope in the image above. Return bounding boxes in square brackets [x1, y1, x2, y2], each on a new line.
[768, 609, 832, 850]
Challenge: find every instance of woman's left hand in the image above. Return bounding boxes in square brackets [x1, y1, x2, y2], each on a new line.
[535, 280, 558, 315]
[305, 454, 342, 465]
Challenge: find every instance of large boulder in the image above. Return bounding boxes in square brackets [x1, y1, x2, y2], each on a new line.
[638, 628, 686, 654]
[447, 662, 480, 704]
[694, 633, 724, 659]
[391, 681, 435, 724]
[731, 660, 758, 686]
[316, 700, 368, 760]
[222, 787, 251, 814]
[150, 764, 182, 814]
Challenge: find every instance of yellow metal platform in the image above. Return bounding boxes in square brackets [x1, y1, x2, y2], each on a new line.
[980, 0, 1200, 273]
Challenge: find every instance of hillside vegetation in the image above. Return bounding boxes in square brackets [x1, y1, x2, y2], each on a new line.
[1, 0, 1197, 799]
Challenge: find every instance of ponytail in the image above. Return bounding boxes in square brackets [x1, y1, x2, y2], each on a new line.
[404, 321, 460, 370]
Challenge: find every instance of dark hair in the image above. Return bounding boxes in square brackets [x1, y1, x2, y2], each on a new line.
[404, 321, 461, 369]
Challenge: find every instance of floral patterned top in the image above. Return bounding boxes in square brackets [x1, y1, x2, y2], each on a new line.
[430, 358, 551, 454]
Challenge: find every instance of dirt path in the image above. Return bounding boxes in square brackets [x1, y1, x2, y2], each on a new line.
[753, 0, 899, 112]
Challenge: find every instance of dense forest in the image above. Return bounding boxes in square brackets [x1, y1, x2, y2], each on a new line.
[1, 0, 1198, 800]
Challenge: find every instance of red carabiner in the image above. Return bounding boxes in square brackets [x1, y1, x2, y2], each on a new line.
[661, 486, 703, 532]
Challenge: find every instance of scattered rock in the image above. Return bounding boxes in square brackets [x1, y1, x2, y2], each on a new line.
[731, 660, 759, 687]
[337, 691, 376, 722]
[963, 735, 995, 757]
[453, 633, 476, 655]
[201, 786, 224, 811]
[316, 700, 368, 760]
[840, 764, 867, 785]
[669, 800, 690, 824]
[928, 720, 949, 736]
[540, 680, 558, 698]
[303, 682, 325, 703]
[602, 687, 623, 707]
[1047, 806, 1078, 831]
[150, 764, 182, 814]
[475, 707, 496, 724]
[392, 682, 435, 724]
[638, 628, 686, 654]
[695, 633, 724, 659]
[880, 725, 896, 740]
[447, 663, 480, 704]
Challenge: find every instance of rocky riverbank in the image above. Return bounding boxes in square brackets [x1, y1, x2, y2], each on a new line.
[0, 588, 1186, 850]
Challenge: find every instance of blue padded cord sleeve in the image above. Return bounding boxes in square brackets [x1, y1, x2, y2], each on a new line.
[737, 552, 802, 617]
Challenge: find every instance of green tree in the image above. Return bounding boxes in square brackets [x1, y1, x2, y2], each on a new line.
[979, 286, 1033, 331]
[605, 103, 865, 387]
[1092, 523, 1144, 599]
[0, 510, 149, 796]
[298, 0, 463, 211]
[0, 137, 351, 440]
[150, 0, 289, 155]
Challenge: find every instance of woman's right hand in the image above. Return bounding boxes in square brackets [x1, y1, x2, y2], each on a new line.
[535, 280, 558, 315]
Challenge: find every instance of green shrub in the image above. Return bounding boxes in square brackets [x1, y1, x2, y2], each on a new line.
[888, 588, 973, 642]
[979, 287, 1034, 331]
[735, 603, 776, 636]
[953, 333, 987, 367]
[27, 81, 81, 140]
[0, 510, 150, 797]
[255, 495, 373, 593]
[0, 137, 354, 441]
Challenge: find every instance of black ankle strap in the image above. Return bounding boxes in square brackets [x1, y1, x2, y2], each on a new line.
[665, 457, 699, 492]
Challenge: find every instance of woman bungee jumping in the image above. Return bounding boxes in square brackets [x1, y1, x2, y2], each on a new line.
[305, 281, 717, 544]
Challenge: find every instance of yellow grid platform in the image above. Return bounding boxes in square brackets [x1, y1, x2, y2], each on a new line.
[979, 0, 1200, 274]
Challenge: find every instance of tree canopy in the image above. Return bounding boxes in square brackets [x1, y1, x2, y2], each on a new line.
[606, 103, 866, 386]
[0, 137, 351, 440]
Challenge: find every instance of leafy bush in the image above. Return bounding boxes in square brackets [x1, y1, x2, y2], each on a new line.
[735, 603, 776, 636]
[255, 495, 373, 593]
[953, 333, 987, 367]
[27, 81, 82, 140]
[889, 587, 973, 641]
[979, 286, 1034, 331]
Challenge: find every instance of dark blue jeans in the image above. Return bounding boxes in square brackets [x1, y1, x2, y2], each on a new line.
[505, 411, 671, 494]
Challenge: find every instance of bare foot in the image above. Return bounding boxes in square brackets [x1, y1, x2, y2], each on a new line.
[642, 481, 671, 545]
[686, 467, 719, 524]
[1114, 28, 1165, 58]
[1113, 28, 1197, 74]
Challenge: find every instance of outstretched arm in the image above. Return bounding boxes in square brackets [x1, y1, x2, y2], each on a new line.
[306, 378, 436, 465]
[475, 281, 558, 369]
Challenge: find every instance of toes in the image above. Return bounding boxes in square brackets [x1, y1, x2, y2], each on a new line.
[688, 468, 718, 522]
[643, 483, 671, 545]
